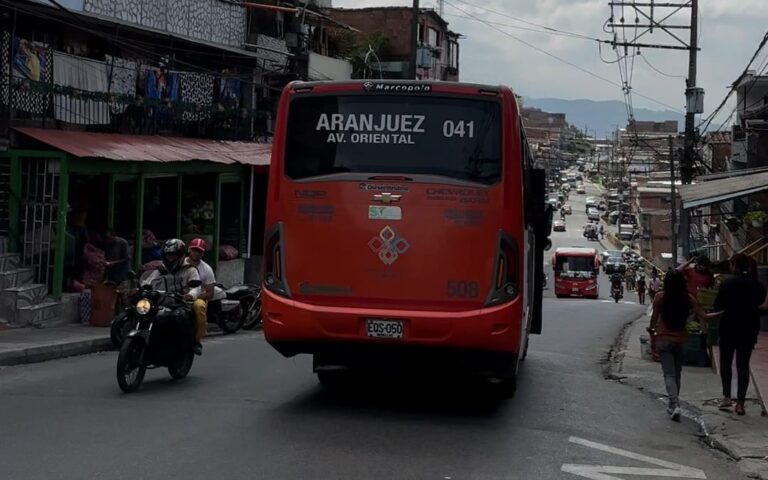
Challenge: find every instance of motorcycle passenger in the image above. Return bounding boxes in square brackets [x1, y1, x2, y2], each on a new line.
[142, 239, 202, 354]
[185, 238, 216, 355]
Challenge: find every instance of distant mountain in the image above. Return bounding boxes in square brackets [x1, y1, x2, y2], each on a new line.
[523, 97, 685, 138]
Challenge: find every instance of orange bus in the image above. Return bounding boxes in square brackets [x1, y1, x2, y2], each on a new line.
[261, 80, 552, 394]
[551, 247, 600, 299]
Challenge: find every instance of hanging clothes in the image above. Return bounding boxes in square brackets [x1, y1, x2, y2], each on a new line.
[217, 77, 241, 110]
[1, 32, 53, 115]
[104, 54, 137, 114]
[179, 71, 214, 122]
[53, 52, 110, 125]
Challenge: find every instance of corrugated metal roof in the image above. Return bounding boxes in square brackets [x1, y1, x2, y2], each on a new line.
[679, 171, 768, 209]
[14, 128, 271, 166]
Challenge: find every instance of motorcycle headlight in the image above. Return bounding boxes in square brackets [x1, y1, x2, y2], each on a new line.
[135, 298, 152, 316]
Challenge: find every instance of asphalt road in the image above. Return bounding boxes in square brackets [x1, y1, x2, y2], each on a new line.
[0, 182, 745, 480]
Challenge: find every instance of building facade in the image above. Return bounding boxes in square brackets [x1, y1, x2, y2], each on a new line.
[327, 6, 460, 81]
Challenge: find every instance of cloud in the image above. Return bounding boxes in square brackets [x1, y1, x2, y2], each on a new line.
[331, 0, 764, 125]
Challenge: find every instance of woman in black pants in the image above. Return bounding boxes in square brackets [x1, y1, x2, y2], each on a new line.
[714, 254, 767, 415]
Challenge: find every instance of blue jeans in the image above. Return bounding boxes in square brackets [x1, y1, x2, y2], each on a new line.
[657, 340, 685, 409]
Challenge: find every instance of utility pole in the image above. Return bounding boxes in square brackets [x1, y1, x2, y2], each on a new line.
[679, 0, 698, 259]
[669, 136, 678, 264]
[410, 0, 420, 80]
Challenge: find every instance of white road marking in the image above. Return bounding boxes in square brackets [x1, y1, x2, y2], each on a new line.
[562, 436, 706, 479]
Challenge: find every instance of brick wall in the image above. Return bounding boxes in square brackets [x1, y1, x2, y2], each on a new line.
[329, 8, 415, 58]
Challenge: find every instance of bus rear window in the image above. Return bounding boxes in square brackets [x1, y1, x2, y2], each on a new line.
[284, 95, 501, 184]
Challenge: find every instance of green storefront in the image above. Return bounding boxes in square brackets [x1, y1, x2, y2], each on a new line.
[3, 128, 270, 298]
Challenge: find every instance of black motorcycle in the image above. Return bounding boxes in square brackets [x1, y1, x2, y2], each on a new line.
[611, 284, 623, 303]
[116, 276, 201, 393]
[204, 283, 262, 333]
[111, 282, 261, 346]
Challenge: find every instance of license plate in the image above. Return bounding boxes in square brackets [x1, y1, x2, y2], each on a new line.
[366, 319, 404, 339]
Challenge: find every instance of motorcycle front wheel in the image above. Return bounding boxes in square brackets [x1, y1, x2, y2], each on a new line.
[168, 351, 194, 379]
[116, 337, 146, 393]
[242, 295, 262, 330]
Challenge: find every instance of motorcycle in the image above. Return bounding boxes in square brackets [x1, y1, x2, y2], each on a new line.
[111, 281, 262, 346]
[116, 274, 201, 393]
[611, 284, 623, 303]
[201, 283, 262, 333]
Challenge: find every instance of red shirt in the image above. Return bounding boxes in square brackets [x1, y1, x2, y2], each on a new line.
[682, 267, 714, 297]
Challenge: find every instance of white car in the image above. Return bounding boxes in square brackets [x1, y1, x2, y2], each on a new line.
[587, 207, 600, 221]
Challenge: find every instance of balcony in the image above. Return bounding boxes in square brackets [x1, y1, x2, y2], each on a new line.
[1, 80, 269, 142]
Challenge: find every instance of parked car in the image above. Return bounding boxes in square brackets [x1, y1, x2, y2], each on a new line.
[553, 220, 566, 232]
[587, 207, 600, 221]
[603, 256, 627, 274]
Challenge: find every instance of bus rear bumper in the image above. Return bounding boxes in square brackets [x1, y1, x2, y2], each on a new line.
[262, 289, 524, 362]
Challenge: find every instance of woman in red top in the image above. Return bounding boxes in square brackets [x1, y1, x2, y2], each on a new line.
[649, 270, 719, 421]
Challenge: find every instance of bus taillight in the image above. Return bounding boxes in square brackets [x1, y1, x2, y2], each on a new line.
[263, 223, 290, 297]
[486, 233, 519, 306]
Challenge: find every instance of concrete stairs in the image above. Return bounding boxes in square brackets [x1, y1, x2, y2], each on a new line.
[0, 242, 63, 328]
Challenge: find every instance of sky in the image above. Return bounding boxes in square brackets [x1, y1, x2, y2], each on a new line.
[332, 0, 768, 127]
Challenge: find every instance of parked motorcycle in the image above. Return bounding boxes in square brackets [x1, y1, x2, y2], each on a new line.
[116, 275, 201, 393]
[202, 283, 261, 333]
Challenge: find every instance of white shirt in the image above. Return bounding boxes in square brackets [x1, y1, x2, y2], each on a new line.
[193, 259, 216, 287]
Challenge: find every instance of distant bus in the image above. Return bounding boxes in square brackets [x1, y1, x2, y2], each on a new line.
[261, 80, 553, 395]
[551, 247, 600, 299]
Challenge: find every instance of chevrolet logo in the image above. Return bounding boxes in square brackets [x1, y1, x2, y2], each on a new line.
[372, 193, 402, 204]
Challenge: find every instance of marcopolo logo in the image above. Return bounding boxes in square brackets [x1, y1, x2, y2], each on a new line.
[362, 82, 432, 93]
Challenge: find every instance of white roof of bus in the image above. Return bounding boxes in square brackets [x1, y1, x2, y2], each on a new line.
[554, 247, 598, 256]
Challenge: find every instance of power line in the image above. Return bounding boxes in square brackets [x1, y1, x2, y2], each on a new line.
[450, 0, 600, 41]
[442, 12, 602, 41]
[638, 53, 686, 79]
[696, 30, 768, 131]
[443, 0, 683, 113]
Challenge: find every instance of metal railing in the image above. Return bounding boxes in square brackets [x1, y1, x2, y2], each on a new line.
[2, 81, 272, 141]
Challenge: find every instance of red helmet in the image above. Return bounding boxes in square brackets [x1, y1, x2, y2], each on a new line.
[189, 237, 207, 252]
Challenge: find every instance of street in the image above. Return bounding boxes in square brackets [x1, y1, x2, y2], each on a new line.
[0, 183, 745, 480]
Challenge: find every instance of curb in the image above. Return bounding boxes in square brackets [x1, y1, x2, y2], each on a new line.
[0, 337, 114, 366]
[602, 313, 768, 476]
[0, 324, 263, 367]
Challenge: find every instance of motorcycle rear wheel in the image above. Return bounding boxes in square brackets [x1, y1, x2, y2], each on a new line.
[219, 305, 245, 334]
[168, 351, 194, 379]
[117, 338, 146, 393]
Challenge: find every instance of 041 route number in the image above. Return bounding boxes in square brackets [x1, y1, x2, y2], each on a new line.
[442, 120, 475, 138]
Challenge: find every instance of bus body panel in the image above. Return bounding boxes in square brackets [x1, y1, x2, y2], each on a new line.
[262, 81, 536, 372]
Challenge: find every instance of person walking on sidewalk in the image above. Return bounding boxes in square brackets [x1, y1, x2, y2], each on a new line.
[714, 254, 767, 415]
[649, 270, 718, 422]
[648, 269, 661, 302]
[636, 274, 647, 305]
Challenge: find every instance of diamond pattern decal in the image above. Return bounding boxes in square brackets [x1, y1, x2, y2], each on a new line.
[369, 226, 410, 265]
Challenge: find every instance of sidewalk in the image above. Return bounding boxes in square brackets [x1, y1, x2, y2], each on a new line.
[0, 323, 112, 366]
[608, 311, 768, 479]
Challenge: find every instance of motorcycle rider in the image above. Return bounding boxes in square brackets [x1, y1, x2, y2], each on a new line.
[599, 224, 605, 239]
[185, 238, 216, 355]
[610, 271, 624, 298]
[141, 239, 202, 354]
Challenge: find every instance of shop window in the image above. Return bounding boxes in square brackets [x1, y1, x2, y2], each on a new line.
[181, 174, 216, 263]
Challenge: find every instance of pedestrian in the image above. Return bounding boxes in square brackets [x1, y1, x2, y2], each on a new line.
[103, 228, 131, 284]
[677, 254, 715, 297]
[714, 254, 767, 415]
[648, 269, 661, 302]
[636, 274, 647, 305]
[648, 270, 718, 421]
